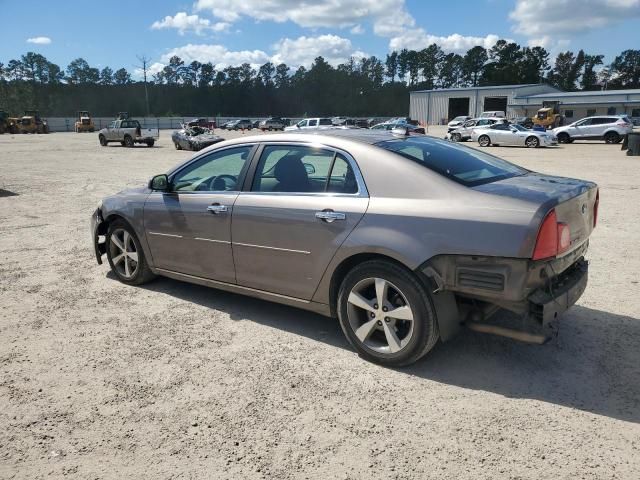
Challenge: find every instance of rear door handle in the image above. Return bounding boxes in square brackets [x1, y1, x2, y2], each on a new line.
[207, 204, 229, 214]
[315, 210, 346, 223]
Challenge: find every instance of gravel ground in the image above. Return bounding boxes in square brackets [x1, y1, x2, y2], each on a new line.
[1, 127, 639, 479]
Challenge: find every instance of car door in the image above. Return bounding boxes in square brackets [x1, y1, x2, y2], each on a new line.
[106, 121, 117, 141]
[143, 145, 255, 282]
[488, 123, 510, 143]
[570, 118, 591, 138]
[231, 143, 369, 300]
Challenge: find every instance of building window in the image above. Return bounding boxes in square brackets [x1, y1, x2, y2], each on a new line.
[564, 110, 574, 118]
[607, 107, 617, 115]
[632, 108, 640, 117]
[587, 109, 596, 117]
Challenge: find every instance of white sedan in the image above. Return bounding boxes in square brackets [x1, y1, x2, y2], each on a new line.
[472, 123, 558, 148]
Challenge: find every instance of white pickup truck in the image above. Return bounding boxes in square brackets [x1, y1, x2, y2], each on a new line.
[284, 117, 333, 131]
[98, 119, 159, 147]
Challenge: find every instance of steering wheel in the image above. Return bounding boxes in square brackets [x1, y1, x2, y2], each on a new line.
[206, 174, 237, 191]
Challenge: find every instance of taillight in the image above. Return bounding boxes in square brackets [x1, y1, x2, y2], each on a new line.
[593, 189, 599, 228]
[532, 209, 571, 260]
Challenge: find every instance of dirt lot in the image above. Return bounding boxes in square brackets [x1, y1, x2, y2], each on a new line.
[1, 127, 639, 479]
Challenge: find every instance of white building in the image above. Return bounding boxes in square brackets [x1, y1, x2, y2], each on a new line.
[410, 84, 640, 125]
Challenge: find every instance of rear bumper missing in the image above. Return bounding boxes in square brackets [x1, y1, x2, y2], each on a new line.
[528, 258, 587, 325]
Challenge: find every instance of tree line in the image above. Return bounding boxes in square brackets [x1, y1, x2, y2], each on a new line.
[1, 41, 638, 117]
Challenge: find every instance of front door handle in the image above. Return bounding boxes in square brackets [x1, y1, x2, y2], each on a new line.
[315, 210, 346, 223]
[207, 204, 229, 214]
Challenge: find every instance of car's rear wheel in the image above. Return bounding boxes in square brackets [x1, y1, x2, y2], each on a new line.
[604, 131, 621, 144]
[106, 220, 156, 285]
[337, 260, 439, 367]
[146, 139, 155, 147]
[478, 135, 491, 147]
[525, 136, 540, 148]
[99, 134, 107, 146]
[557, 132, 571, 144]
[123, 135, 134, 147]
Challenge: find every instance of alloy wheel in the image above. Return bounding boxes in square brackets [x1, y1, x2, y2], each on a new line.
[109, 228, 139, 279]
[526, 137, 539, 148]
[346, 277, 415, 354]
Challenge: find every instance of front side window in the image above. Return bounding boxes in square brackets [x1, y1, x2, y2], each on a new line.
[109, 121, 116, 128]
[297, 120, 307, 127]
[308, 119, 318, 127]
[377, 137, 526, 187]
[172, 146, 252, 192]
[575, 118, 592, 126]
[252, 145, 358, 194]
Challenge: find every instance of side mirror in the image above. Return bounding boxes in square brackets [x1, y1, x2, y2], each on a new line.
[304, 163, 316, 175]
[149, 174, 170, 191]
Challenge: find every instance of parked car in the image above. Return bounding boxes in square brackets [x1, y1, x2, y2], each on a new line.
[284, 118, 333, 131]
[552, 115, 633, 144]
[472, 123, 557, 148]
[370, 121, 425, 134]
[447, 116, 472, 130]
[388, 116, 419, 126]
[187, 118, 216, 129]
[448, 117, 506, 142]
[513, 116, 534, 129]
[332, 117, 357, 126]
[259, 118, 286, 131]
[91, 129, 598, 366]
[225, 119, 253, 131]
[630, 117, 640, 127]
[172, 126, 224, 151]
[480, 111, 506, 118]
[98, 119, 159, 147]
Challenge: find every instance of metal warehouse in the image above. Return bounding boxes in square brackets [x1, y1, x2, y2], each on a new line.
[410, 84, 640, 125]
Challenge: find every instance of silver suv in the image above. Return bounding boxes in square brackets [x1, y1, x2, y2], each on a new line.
[553, 115, 633, 144]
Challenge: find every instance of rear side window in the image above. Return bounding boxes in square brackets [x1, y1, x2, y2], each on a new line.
[319, 118, 333, 126]
[252, 145, 358, 194]
[377, 137, 526, 187]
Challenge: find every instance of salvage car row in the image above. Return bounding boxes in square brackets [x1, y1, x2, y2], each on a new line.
[446, 113, 634, 148]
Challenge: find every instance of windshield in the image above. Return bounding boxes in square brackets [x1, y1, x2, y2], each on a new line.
[511, 124, 528, 132]
[376, 137, 527, 187]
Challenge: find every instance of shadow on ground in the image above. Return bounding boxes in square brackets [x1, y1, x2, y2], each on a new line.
[133, 275, 640, 424]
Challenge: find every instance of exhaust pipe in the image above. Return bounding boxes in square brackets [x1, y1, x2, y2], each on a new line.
[466, 322, 548, 345]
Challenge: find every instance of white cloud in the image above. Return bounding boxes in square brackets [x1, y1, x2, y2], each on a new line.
[510, 0, 640, 37]
[195, 0, 404, 28]
[271, 35, 366, 67]
[151, 12, 230, 35]
[389, 30, 502, 53]
[160, 44, 271, 69]
[26, 36, 51, 45]
[350, 25, 365, 35]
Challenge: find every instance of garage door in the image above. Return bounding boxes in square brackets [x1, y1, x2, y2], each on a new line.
[483, 96, 507, 113]
[448, 97, 470, 121]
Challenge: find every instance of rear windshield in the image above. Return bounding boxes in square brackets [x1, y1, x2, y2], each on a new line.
[377, 137, 527, 187]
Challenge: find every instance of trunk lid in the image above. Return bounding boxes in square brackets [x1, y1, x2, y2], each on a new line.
[473, 173, 598, 257]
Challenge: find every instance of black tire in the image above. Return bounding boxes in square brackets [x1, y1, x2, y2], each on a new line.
[451, 132, 462, 142]
[337, 260, 439, 367]
[604, 131, 620, 144]
[525, 136, 540, 148]
[123, 135, 134, 148]
[99, 134, 108, 146]
[106, 219, 156, 286]
[146, 139, 155, 147]
[557, 132, 571, 144]
[174, 141, 182, 150]
[478, 135, 491, 147]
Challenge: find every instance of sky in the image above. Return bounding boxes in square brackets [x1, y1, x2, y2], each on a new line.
[1, 0, 639, 78]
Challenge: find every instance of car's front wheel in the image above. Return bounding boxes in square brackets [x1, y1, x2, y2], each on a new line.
[557, 132, 571, 144]
[478, 135, 491, 147]
[99, 134, 107, 146]
[106, 220, 156, 285]
[337, 260, 439, 367]
[451, 132, 461, 142]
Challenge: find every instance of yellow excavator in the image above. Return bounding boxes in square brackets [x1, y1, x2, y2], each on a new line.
[532, 101, 564, 130]
[15, 110, 50, 134]
[75, 111, 95, 132]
